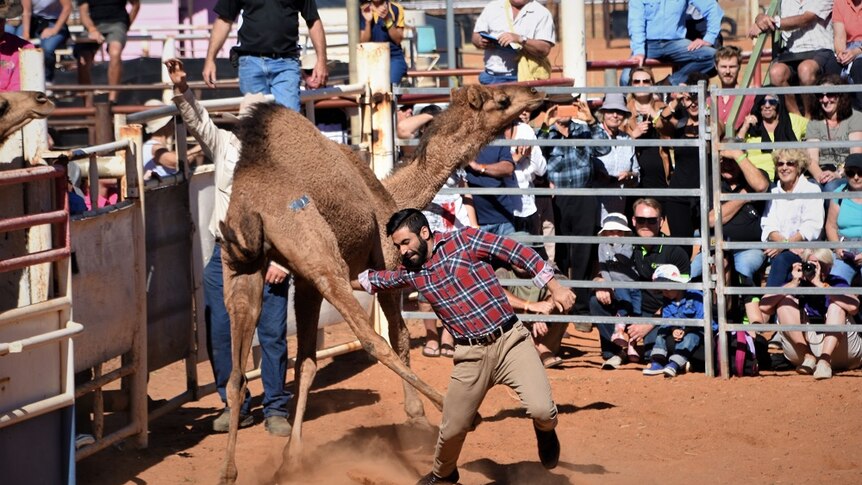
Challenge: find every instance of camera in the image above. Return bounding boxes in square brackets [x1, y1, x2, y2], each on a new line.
[801, 262, 817, 280]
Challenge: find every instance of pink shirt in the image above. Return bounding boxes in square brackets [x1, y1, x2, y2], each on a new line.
[0, 33, 33, 91]
[834, 0, 862, 43]
[717, 94, 756, 132]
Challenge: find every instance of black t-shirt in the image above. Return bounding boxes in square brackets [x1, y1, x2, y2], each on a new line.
[632, 241, 691, 315]
[79, 0, 130, 26]
[712, 171, 768, 242]
[215, 0, 321, 56]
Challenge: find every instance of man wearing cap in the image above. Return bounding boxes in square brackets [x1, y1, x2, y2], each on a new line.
[594, 93, 640, 222]
[165, 58, 293, 436]
[591, 198, 692, 369]
[203, 0, 328, 111]
[353, 208, 575, 484]
[0, 0, 33, 91]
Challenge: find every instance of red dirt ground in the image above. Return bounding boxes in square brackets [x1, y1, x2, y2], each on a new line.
[78, 321, 862, 485]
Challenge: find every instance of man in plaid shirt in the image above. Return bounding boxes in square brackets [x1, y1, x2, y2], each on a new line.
[354, 209, 575, 485]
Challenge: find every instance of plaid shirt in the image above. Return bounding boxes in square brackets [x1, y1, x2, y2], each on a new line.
[359, 227, 554, 339]
[539, 120, 607, 188]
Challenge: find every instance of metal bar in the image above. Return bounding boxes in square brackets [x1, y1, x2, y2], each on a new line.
[147, 390, 195, 422]
[0, 248, 71, 273]
[725, 323, 862, 332]
[0, 210, 67, 234]
[0, 322, 83, 357]
[64, 140, 133, 161]
[697, 81, 715, 377]
[710, 86, 731, 378]
[439, 187, 702, 197]
[0, 392, 75, 430]
[75, 423, 140, 461]
[504, 235, 700, 245]
[722, 140, 861, 150]
[496, 278, 706, 290]
[93, 363, 104, 441]
[399, 311, 705, 326]
[724, 287, 862, 295]
[0, 296, 71, 322]
[724, 241, 858, 250]
[714, 83, 862, 96]
[74, 362, 136, 398]
[721, 191, 860, 201]
[0, 165, 64, 185]
[398, 138, 704, 148]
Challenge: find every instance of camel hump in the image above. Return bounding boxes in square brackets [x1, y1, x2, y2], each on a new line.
[234, 102, 319, 171]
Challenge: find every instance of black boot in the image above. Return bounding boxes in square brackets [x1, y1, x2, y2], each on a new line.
[416, 468, 459, 485]
[534, 426, 560, 469]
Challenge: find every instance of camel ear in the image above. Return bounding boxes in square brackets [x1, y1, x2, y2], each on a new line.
[464, 85, 486, 110]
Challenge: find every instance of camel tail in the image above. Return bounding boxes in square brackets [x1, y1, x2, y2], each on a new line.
[219, 206, 266, 274]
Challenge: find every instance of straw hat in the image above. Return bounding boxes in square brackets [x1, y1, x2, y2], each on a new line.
[144, 99, 172, 134]
[0, 0, 23, 19]
[222, 93, 268, 122]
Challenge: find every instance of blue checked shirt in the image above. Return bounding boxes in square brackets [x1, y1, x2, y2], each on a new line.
[359, 227, 554, 339]
[540, 120, 607, 188]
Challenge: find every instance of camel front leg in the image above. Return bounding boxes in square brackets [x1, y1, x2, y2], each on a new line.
[219, 267, 265, 485]
[378, 292, 427, 422]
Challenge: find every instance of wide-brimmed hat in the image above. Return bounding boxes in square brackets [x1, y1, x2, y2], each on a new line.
[598, 212, 632, 234]
[144, 99, 172, 134]
[598, 93, 631, 115]
[0, 0, 23, 19]
[222, 93, 268, 122]
[652, 264, 690, 283]
[845, 153, 862, 170]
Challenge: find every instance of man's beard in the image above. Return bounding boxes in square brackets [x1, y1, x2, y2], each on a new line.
[402, 237, 429, 270]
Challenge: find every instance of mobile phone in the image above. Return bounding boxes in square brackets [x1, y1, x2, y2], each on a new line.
[479, 32, 499, 44]
[556, 105, 580, 118]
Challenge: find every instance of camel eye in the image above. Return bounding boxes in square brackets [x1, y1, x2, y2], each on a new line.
[497, 95, 511, 110]
[0, 101, 8, 118]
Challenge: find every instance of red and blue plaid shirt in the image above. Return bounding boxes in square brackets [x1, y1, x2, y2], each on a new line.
[359, 227, 554, 339]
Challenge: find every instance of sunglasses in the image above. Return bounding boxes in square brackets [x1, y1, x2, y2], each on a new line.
[632, 78, 652, 84]
[634, 216, 660, 225]
[846, 167, 862, 178]
[775, 160, 798, 167]
[761, 98, 779, 106]
[819, 93, 838, 100]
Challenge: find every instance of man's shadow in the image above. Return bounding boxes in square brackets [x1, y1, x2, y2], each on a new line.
[463, 458, 610, 484]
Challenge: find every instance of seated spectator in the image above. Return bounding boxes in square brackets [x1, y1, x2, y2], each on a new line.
[642, 264, 704, 378]
[748, 0, 841, 115]
[506, 110, 547, 235]
[5, 0, 71, 83]
[804, 74, 862, 190]
[597, 213, 642, 360]
[713, 45, 756, 133]
[472, 0, 556, 85]
[737, 94, 808, 180]
[466, 135, 520, 236]
[760, 149, 825, 294]
[1, 1, 33, 92]
[590, 198, 691, 370]
[832, 0, 862, 109]
[691, 147, 769, 325]
[142, 100, 203, 180]
[595, 93, 640, 221]
[622, 0, 722, 86]
[760, 248, 861, 379]
[359, 0, 407, 85]
[825, 153, 862, 285]
[626, 68, 671, 203]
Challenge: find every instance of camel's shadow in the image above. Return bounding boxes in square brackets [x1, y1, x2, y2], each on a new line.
[481, 402, 616, 424]
[463, 458, 610, 484]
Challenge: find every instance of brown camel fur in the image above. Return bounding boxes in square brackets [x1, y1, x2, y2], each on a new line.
[218, 84, 545, 483]
[0, 91, 55, 145]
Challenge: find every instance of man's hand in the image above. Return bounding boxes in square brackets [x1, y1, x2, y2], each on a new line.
[626, 324, 654, 341]
[529, 299, 555, 315]
[672, 328, 685, 341]
[41, 27, 60, 39]
[307, 59, 328, 89]
[574, 100, 595, 124]
[763, 247, 781, 258]
[265, 265, 288, 285]
[497, 32, 521, 48]
[202, 59, 218, 88]
[595, 288, 613, 306]
[837, 47, 862, 65]
[818, 170, 837, 184]
[628, 54, 645, 67]
[164, 58, 189, 94]
[687, 39, 712, 51]
[548, 280, 576, 313]
[719, 148, 745, 162]
[530, 321, 549, 338]
[86, 29, 105, 44]
[361, 2, 374, 22]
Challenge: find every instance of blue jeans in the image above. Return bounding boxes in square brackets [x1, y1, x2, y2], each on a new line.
[831, 256, 861, 286]
[480, 221, 516, 236]
[5, 20, 70, 82]
[591, 295, 660, 360]
[691, 249, 766, 283]
[203, 244, 291, 417]
[238, 55, 301, 111]
[620, 39, 716, 86]
[765, 250, 801, 287]
[391, 55, 407, 85]
[613, 288, 642, 317]
[651, 327, 703, 367]
[479, 70, 518, 85]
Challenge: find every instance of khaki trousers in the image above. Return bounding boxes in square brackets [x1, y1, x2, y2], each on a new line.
[433, 321, 558, 476]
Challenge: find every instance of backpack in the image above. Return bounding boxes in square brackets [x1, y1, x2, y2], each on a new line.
[717, 331, 759, 377]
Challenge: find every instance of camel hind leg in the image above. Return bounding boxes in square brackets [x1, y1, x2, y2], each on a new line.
[377, 292, 427, 423]
[262, 205, 445, 411]
[219, 263, 266, 485]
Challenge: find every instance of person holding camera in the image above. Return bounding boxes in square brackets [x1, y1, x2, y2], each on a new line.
[760, 249, 861, 379]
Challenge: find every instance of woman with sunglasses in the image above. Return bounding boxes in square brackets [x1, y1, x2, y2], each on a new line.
[738, 94, 808, 180]
[804, 74, 862, 190]
[626, 67, 671, 196]
[825, 153, 862, 285]
[759, 149, 825, 293]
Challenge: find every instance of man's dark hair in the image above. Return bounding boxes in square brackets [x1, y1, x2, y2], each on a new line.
[386, 208, 429, 237]
[419, 104, 442, 116]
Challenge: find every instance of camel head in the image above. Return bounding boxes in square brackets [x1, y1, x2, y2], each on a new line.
[0, 91, 55, 145]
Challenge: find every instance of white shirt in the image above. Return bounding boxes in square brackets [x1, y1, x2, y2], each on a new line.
[142, 138, 179, 179]
[760, 176, 824, 242]
[781, 0, 834, 54]
[473, 0, 556, 75]
[510, 122, 546, 218]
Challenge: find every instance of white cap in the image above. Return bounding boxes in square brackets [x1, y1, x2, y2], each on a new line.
[652, 264, 690, 283]
[598, 212, 632, 234]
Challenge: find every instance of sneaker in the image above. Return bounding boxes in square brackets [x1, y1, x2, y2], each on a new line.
[416, 469, 459, 485]
[627, 343, 643, 364]
[813, 359, 832, 380]
[642, 361, 665, 376]
[534, 427, 560, 469]
[75, 433, 95, 449]
[601, 354, 625, 370]
[264, 415, 292, 436]
[212, 408, 254, 433]
[663, 362, 680, 378]
[796, 354, 816, 375]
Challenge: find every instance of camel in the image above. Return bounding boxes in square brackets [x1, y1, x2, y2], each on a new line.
[218, 84, 546, 483]
[0, 91, 55, 145]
